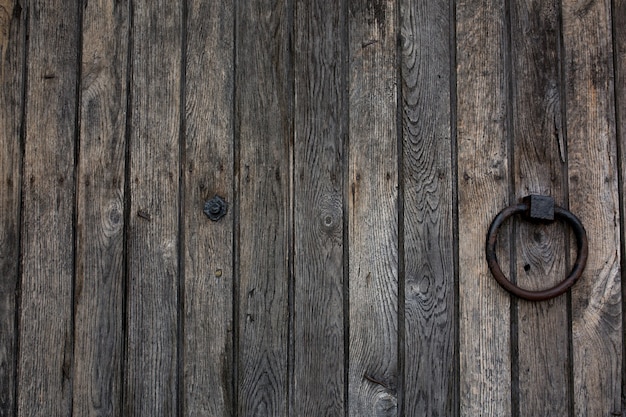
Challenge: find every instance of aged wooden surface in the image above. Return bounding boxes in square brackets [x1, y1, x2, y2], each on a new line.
[293, 0, 345, 415]
[509, 0, 570, 415]
[456, 0, 512, 415]
[73, 1, 128, 416]
[399, 0, 457, 414]
[348, 1, 399, 416]
[615, 0, 626, 411]
[236, 0, 291, 415]
[183, 0, 234, 416]
[2, 0, 624, 416]
[0, 0, 22, 415]
[125, 1, 181, 415]
[0, 0, 14, 81]
[17, 0, 79, 415]
[562, 0, 623, 415]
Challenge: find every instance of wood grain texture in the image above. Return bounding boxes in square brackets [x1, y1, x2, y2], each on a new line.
[399, 0, 456, 414]
[183, 0, 234, 415]
[17, 0, 79, 415]
[348, 1, 398, 415]
[0, 0, 14, 81]
[562, 0, 623, 415]
[124, 1, 181, 415]
[509, 0, 570, 415]
[292, 0, 345, 415]
[614, 0, 626, 411]
[456, 0, 512, 415]
[0, 1, 22, 415]
[73, 1, 128, 415]
[236, 0, 291, 415]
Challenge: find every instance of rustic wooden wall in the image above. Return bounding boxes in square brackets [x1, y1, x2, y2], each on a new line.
[0, 0, 623, 416]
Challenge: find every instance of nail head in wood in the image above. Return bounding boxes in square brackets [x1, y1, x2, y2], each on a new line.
[204, 195, 228, 221]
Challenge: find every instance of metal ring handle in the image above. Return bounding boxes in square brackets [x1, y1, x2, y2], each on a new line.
[485, 201, 588, 301]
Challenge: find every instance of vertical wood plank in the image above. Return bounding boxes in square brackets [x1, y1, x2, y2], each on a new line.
[509, 0, 570, 415]
[17, 0, 79, 415]
[399, 0, 457, 414]
[348, 1, 398, 415]
[614, 0, 626, 410]
[73, 0, 128, 415]
[456, 0, 512, 415]
[183, 0, 234, 415]
[562, 0, 623, 415]
[292, 0, 345, 415]
[125, 0, 181, 415]
[236, 0, 291, 415]
[0, 1, 23, 415]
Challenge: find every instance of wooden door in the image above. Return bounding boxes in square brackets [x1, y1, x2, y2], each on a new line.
[0, 0, 624, 415]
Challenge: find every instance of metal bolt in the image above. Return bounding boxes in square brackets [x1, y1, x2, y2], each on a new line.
[523, 194, 555, 222]
[204, 195, 228, 221]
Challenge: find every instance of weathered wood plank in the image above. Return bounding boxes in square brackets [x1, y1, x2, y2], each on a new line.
[124, 1, 181, 415]
[509, 0, 570, 415]
[73, 1, 128, 415]
[236, 0, 291, 415]
[399, 0, 456, 414]
[562, 0, 622, 415]
[183, 0, 234, 415]
[348, 1, 398, 415]
[293, 0, 345, 415]
[615, 0, 626, 411]
[0, 1, 23, 415]
[456, 0, 512, 415]
[17, 0, 79, 415]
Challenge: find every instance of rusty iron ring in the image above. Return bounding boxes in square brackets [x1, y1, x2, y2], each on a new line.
[485, 202, 588, 301]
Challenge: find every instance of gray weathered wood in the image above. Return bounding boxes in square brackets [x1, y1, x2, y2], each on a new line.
[562, 0, 623, 415]
[236, 0, 291, 415]
[183, 0, 234, 415]
[124, 1, 181, 415]
[293, 0, 345, 415]
[348, 1, 398, 415]
[0, 0, 13, 81]
[509, 0, 570, 415]
[615, 0, 626, 411]
[399, 0, 456, 414]
[456, 0, 512, 415]
[0, 1, 23, 415]
[73, 1, 128, 416]
[3, 2, 625, 415]
[17, 0, 79, 415]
